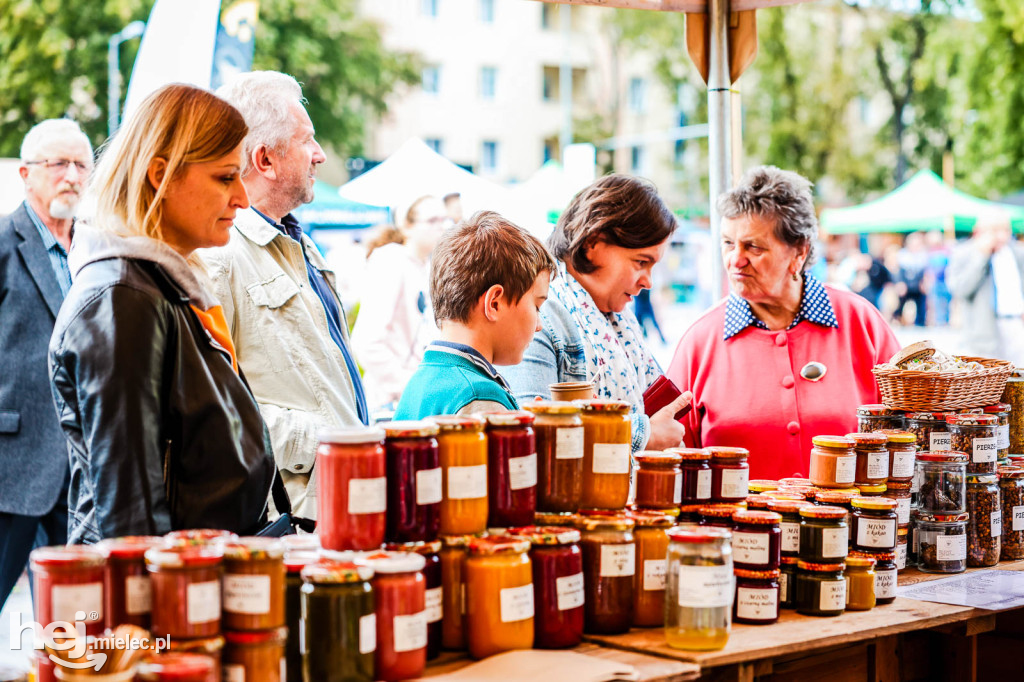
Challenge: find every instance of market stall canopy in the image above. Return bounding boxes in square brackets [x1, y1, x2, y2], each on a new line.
[293, 179, 389, 230]
[506, 160, 590, 236]
[820, 170, 1024, 235]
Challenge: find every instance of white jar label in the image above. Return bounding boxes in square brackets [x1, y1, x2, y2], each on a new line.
[499, 584, 535, 623]
[998, 423, 1011, 450]
[819, 579, 846, 611]
[416, 467, 443, 505]
[556, 427, 584, 459]
[359, 613, 376, 654]
[781, 522, 800, 553]
[425, 586, 443, 623]
[896, 498, 911, 525]
[867, 452, 889, 479]
[896, 543, 907, 569]
[733, 531, 771, 565]
[937, 534, 967, 561]
[696, 469, 712, 499]
[973, 437, 998, 463]
[736, 587, 778, 620]
[643, 559, 667, 591]
[720, 468, 749, 498]
[393, 612, 427, 652]
[447, 464, 487, 500]
[509, 453, 538, 490]
[912, 468, 922, 494]
[856, 518, 896, 549]
[348, 477, 387, 514]
[600, 544, 636, 577]
[186, 580, 220, 624]
[223, 665, 244, 682]
[891, 451, 915, 478]
[673, 473, 682, 504]
[223, 574, 271, 615]
[125, 575, 152, 615]
[556, 573, 584, 611]
[1013, 505, 1024, 531]
[676, 564, 734, 608]
[779, 571, 789, 603]
[821, 526, 848, 558]
[835, 455, 856, 484]
[930, 431, 952, 450]
[992, 511, 1003, 538]
[875, 568, 897, 599]
[51, 582, 103, 624]
[552, 569, 585, 606]
[592, 443, 630, 474]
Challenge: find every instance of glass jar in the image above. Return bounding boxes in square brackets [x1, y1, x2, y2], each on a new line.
[634, 451, 684, 509]
[665, 526, 733, 651]
[317, 427, 387, 551]
[947, 414, 999, 475]
[299, 560, 375, 682]
[464, 536, 534, 660]
[733, 569, 780, 625]
[507, 526, 583, 649]
[29, 546, 106, 636]
[914, 511, 968, 573]
[984, 403, 1012, 459]
[779, 557, 798, 609]
[879, 430, 917, 483]
[678, 505, 704, 524]
[433, 415, 489, 536]
[1004, 373, 1024, 453]
[284, 551, 318, 682]
[730, 510, 782, 571]
[777, 485, 816, 499]
[385, 541, 442, 660]
[846, 432, 890, 485]
[222, 537, 285, 631]
[767, 499, 812, 558]
[763, 491, 810, 502]
[897, 527, 909, 570]
[857, 404, 904, 432]
[748, 480, 779, 494]
[166, 635, 223, 680]
[853, 550, 897, 604]
[485, 411, 538, 528]
[145, 543, 223, 639]
[707, 447, 750, 503]
[1000, 466, 1024, 560]
[359, 551, 427, 681]
[523, 401, 583, 513]
[222, 627, 287, 682]
[856, 484, 888, 497]
[809, 436, 857, 489]
[136, 653, 216, 682]
[699, 504, 741, 529]
[813, 489, 857, 541]
[795, 561, 846, 617]
[577, 512, 636, 634]
[744, 495, 770, 511]
[438, 535, 474, 651]
[905, 412, 951, 451]
[844, 555, 876, 611]
[851, 497, 898, 553]
[887, 480, 913, 526]
[165, 529, 238, 545]
[917, 451, 968, 514]
[665, 448, 713, 505]
[384, 421, 442, 543]
[577, 400, 632, 510]
[798, 506, 848, 563]
[966, 474, 1001, 567]
[628, 511, 674, 628]
[99, 536, 161, 630]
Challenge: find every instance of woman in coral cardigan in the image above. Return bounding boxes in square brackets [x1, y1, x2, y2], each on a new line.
[667, 166, 900, 480]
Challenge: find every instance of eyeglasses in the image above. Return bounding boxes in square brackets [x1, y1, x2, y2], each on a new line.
[25, 159, 92, 173]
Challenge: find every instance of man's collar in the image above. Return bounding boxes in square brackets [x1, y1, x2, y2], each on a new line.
[427, 340, 511, 390]
[723, 272, 838, 340]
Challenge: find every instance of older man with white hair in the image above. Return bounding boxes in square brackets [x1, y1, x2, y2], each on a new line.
[0, 118, 92, 609]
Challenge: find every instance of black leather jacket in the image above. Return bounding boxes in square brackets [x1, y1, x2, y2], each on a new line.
[49, 253, 275, 544]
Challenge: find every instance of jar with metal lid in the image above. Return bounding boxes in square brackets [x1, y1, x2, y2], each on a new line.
[665, 526, 733, 651]
[813, 489, 857, 541]
[384, 421, 442, 543]
[433, 415, 488, 536]
[879, 429, 917, 483]
[767, 499, 812, 558]
[857, 404, 903, 433]
[843, 555, 876, 611]
[763, 490, 810, 502]
[484, 411, 538, 528]
[145, 543, 223, 639]
[136, 653, 216, 682]
[165, 635, 224, 680]
[851, 497, 898, 553]
[628, 511, 674, 628]
[165, 529, 238, 545]
[506, 525, 583, 649]
[779, 557, 799, 609]
[707, 447, 750, 502]
[846, 432, 890, 485]
[897, 527, 909, 569]
[798, 506, 848, 563]
[1000, 466, 1024, 560]
[317, 427, 387, 551]
[222, 537, 285, 631]
[777, 485, 817, 499]
[576, 400, 632, 510]
[284, 551, 318, 682]
[699, 504, 741, 529]
[733, 568, 780, 625]
[358, 551, 428, 680]
[913, 511, 968, 573]
[1003, 371, 1024, 453]
[856, 484, 888, 497]
[523, 401, 583, 513]
[983, 403, 1012, 458]
[905, 412, 951, 451]
[385, 541, 443, 660]
[947, 414, 999, 475]
[464, 536, 534, 659]
[749, 480, 779, 494]
[917, 451, 968, 514]
[29, 546, 106, 636]
[222, 627, 287, 682]
[730, 510, 782, 571]
[438, 534, 474, 651]
[534, 511, 579, 527]
[966, 474, 1001, 567]
[744, 495, 770, 511]
[576, 512, 636, 634]
[667, 448, 713, 505]
[887, 480, 913, 526]
[853, 550, 897, 604]
[98, 536, 161, 630]
[795, 561, 846, 617]
[634, 451, 683, 509]
[809, 436, 857, 488]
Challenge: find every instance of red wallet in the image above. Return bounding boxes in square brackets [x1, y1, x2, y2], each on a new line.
[642, 375, 692, 421]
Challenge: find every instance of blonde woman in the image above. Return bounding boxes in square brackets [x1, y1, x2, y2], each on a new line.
[49, 84, 276, 543]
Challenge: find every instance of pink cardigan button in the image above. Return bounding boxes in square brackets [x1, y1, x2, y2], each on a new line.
[782, 376, 795, 389]
[775, 333, 787, 347]
[787, 421, 799, 434]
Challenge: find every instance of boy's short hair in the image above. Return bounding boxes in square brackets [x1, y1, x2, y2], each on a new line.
[431, 211, 556, 324]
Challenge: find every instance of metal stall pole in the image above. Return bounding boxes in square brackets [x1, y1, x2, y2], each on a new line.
[707, 0, 732, 299]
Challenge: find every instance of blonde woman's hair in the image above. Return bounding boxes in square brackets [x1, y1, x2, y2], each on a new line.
[86, 83, 248, 243]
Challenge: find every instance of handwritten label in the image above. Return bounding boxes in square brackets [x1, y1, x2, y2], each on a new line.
[600, 544, 636, 577]
[186, 581, 220, 624]
[592, 443, 630, 474]
[416, 467, 443, 505]
[556, 573, 584, 611]
[779, 571, 789, 603]
[720, 468, 749, 499]
[348, 477, 387, 514]
[930, 431, 952, 450]
[736, 587, 778, 620]
[856, 518, 896, 549]
[891, 450, 915, 478]
[125, 575, 151, 616]
[556, 427, 584, 459]
[223, 574, 271, 615]
[509, 453, 537, 490]
[1013, 505, 1024, 531]
[696, 469, 712, 500]
[896, 497, 911, 525]
[447, 464, 487, 500]
[973, 437, 998, 463]
[819, 579, 846, 611]
[359, 614, 376, 654]
[676, 565, 734, 608]
[51, 583, 103, 625]
[425, 587, 443, 623]
[499, 584, 534, 623]
[781, 522, 800, 553]
[937, 534, 967, 561]
[393, 612, 427, 653]
[912, 468, 922, 494]
[733, 531, 771, 565]
[896, 543, 907, 570]
[992, 511, 1003, 539]
[835, 455, 856, 484]
[643, 559, 667, 591]
[875, 568, 897, 599]
[866, 452, 889, 479]
[822, 526, 848, 558]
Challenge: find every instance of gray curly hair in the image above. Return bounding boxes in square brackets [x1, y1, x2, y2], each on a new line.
[216, 71, 306, 177]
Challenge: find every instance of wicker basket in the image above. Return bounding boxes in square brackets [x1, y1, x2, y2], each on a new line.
[872, 356, 1014, 412]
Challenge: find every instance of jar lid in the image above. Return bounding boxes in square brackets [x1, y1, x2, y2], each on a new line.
[576, 511, 636, 532]
[699, 504, 743, 520]
[431, 415, 486, 432]
[440, 534, 480, 548]
[857, 404, 895, 416]
[983, 402, 1012, 414]
[223, 626, 288, 646]
[635, 451, 683, 466]
[320, 549, 358, 562]
[317, 426, 385, 444]
[766, 498, 813, 514]
[850, 550, 895, 562]
[913, 511, 970, 523]
[357, 550, 426, 573]
[799, 505, 848, 519]
[845, 555, 877, 568]
[574, 399, 630, 413]
[906, 412, 949, 421]
[29, 545, 105, 568]
[916, 451, 969, 463]
[667, 526, 732, 543]
[732, 510, 782, 525]
[744, 495, 771, 510]
[678, 504, 706, 515]
[505, 525, 581, 545]
[665, 447, 711, 461]
[779, 477, 814, 486]
[812, 435, 855, 449]
[167, 635, 225, 654]
[844, 432, 889, 446]
[282, 534, 321, 552]
[734, 568, 781, 580]
[627, 511, 677, 528]
[706, 446, 749, 460]
[797, 560, 845, 572]
[778, 485, 816, 497]
[762, 491, 808, 502]
[384, 541, 442, 557]
[630, 505, 681, 517]
[781, 556, 800, 566]
[999, 466, 1024, 479]
[301, 560, 374, 584]
[814, 490, 857, 505]
[384, 420, 440, 438]
[136, 653, 215, 678]
[467, 536, 532, 555]
[876, 429, 917, 444]
[897, 526, 909, 538]
[886, 480, 913, 491]
[165, 528, 238, 544]
[966, 474, 999, 485]
[223, 537, 285, 561]
[748, 480, 779, 493]
[851, 496, 897, 511]
[522, 400, 581, 416]
[99, 536, 163, 560]
[145, 543, 224, 568]
[284, 551, 320, 573]
[946, 414, 998, 427]
[534, 512, 580, 527]
[856, 484, 888, 495]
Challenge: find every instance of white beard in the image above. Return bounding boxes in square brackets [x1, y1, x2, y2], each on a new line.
[49, 197, 78, 220]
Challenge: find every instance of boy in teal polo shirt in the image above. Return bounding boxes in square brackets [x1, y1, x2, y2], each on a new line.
[393, 211, 556, 419]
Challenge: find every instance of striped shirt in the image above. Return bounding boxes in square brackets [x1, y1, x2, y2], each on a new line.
[25, 203, 72, 296]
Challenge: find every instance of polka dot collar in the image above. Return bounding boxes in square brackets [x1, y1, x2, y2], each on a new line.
[723, 272, 838, 341]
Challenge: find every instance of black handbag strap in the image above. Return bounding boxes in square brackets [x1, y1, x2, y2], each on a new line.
[270, 468, 317, 533]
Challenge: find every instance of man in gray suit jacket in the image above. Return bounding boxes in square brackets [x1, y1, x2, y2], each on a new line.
[0, 119, 92, 609]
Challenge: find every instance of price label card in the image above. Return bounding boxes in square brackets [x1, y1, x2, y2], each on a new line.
[592, 443, 630, 474]
[348, 477, 387, 514]
[696, 469, 712, 500]
[677, 565, 734, 608]
[600, 544, 636, 577]
[416, 468, 443, 505]
[556, 427, 584, 460]
[556, 573, 584, 611]
[447, 464, 487, 500]
[509, 453, 538, 490]
[223, 574, 271, 615]
[499, 584, 535, 623]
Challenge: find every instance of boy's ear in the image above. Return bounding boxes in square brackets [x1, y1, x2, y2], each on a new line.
[481, 284, 504, 322]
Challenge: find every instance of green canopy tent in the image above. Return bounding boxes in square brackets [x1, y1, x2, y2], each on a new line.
[820, 170, 1024, 234]
[292, 179, 390, 230]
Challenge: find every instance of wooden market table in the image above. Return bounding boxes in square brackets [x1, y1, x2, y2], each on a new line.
[583, 559, 1024, 682]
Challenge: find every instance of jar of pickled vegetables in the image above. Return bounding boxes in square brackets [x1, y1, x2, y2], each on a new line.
[523, 401, 583, 513]
[629, 511, 674, 628]
[317, 427, 387, 551]
[484, 411, 538, 528]
[433, 415, 489, 536]
[384, 421, 442, 543]
[634, 451, 684, 509]
[707, 447, 750, 503]
[300, 560, 375, 682]
[507, 526, 583, 649]
[577, 400, 632, 510]
[464, 536, 534, 660]
[577, 512, 636, 634]
[665, 526, 733, 651]
[809, 436, 857, 489]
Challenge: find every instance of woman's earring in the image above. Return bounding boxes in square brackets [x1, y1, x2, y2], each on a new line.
[792, 272, 799, 282]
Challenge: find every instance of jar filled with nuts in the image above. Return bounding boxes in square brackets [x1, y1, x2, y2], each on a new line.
[857, 405, 904, 434]
[917, 452, 967, 515]
[904, 413, 951, 451]
[999, 466, 1024, 561]
[947, 414, 999, 475]
[965, 474, 1001, 567]
[983, 403, 1012, 460]
[913, 511, 968, 574]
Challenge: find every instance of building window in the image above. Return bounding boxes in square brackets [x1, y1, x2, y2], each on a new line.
[628, 77, 646, 113]
[421, 0, 438, 17]
[674, 140, 686, 165]
[543, 138, 558, 164]
[422, 65, 440, 94]
[480, 0, 495, 23]
[480, 66, 497, 100]
[631, 145, 645, 174]
[541, 3, 554, 29]
[542, 66, 558, 102]
[482, 140, 499, 174]
[426, 138, 443, 155]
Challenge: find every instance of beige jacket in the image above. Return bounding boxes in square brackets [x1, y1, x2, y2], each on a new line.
[200, 208, 363, 519]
